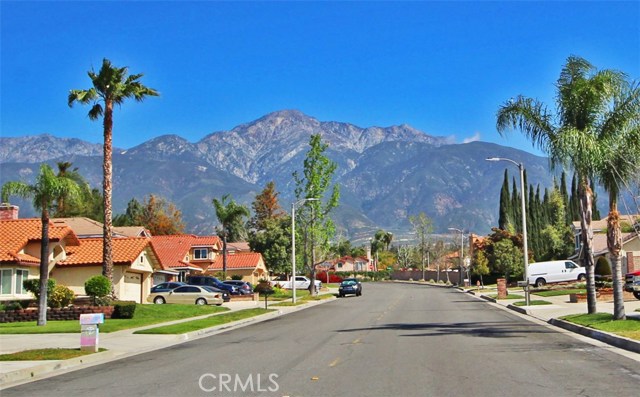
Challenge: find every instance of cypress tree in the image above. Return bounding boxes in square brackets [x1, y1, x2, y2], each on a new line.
[560, 171, 570, 222]
[498, 169, 511, 230]
[590, 179, 601, 220]
[569, 173, 580, 222]
[512, 177, 521, 232]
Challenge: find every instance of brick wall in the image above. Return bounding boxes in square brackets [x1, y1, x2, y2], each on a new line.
[0, 306, 114, 323]
[628, 252, 638, 273]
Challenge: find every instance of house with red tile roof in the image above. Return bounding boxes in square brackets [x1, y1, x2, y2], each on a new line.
[316, 256, 371, 273]
[0, 208, 80, 302]
[51, 237, 160, 303]
[208, 252, 268, 284]
[150, 235, 268, 284]
[1, 205, 160, 303]
[148, 235, 220, 284]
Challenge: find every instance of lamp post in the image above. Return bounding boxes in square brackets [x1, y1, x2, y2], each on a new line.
[486, 157, 530, 306]
[448, 227, 464, 286]
[291, 197, 318, 304]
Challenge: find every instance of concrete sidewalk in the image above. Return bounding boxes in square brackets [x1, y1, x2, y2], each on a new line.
[467, 287, 640, 355]
[0, 297, 335, 389]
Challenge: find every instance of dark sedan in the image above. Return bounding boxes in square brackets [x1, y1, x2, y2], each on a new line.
[223, 280, 254, 295]
[202, 285, 231, 302]
[338, 278, 362, 297]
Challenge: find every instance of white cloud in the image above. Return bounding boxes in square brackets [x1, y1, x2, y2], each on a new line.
[462, 132, 481, 144]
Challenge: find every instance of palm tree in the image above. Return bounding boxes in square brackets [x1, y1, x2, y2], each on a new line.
[496, 56, 631, 314]
[1, 164, 80, 325]
[213, 194, 250, 279]
[68, 58, 158, 293]
[595, 79, 640, 320]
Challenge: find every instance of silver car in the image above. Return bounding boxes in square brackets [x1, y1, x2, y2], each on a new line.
[147, 285, 224, 306]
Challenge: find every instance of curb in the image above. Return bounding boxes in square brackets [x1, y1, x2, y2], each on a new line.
[469, 290, 640, 355]
[0, 350, 119, 387]
[0, 296, 336, 389]
[548, 318, 640, 354]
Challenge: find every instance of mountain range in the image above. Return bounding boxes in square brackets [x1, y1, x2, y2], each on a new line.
[0, 110, 556, 243]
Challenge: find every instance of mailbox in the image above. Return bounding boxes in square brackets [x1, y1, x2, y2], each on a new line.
[80, 313, 104, 353]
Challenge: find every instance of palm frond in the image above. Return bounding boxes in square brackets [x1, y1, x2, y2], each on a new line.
[496, 96, 555, 152]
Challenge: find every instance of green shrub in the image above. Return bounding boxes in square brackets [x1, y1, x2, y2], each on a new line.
[231, 274, 243, 280]
[48, 285, 75, 308]
[85, 275, 111, 305]
[23, 278, 56, 301]
[2, 301, 22, 311]
[112, 301, 137, 319]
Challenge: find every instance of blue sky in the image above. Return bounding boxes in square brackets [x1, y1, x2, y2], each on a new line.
[1, 1, 638, 156]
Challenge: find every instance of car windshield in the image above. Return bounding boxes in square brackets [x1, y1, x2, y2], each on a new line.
[341, 280, 357, 286]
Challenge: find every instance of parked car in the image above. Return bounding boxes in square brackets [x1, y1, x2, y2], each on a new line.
[223, 280, 254, 295]
[527, 260, 586, 287]
[338, 278, 362, 297]
[151, 282, 187, 293]
[624, 270, 640, 300]
[202, 285, 231, 302]
[187, 275, 239, 295]
[270, 276, 322, 290]
[147, 285, 224, 305]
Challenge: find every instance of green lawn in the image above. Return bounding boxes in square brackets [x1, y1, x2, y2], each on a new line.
[532, 289, 586, 297]
[488, 293, 524, 300]
[272, 293, 335, 306]
[134, 308, 274, 334]
[0, 348, 107, 361]
[0, 304, 229, 334]
[512, 300, 553, 306]
[561, 313, 640, 340]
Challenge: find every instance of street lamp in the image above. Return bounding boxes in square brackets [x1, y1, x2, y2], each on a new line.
[291, 197, 318, 304]
[486, 157, 530, 306]
[448, 227, 464, 286]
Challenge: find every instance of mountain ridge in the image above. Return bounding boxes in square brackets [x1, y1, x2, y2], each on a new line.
[0, 110, 553, 239]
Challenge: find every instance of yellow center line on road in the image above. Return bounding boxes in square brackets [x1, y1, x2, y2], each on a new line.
[352, 338, 361, 344]
[329, 357, 341, 367]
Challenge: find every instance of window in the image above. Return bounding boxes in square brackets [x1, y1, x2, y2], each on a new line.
[178, 271, 188, 282]
[193, 248, 208, 260]
[15, 270, 28, 294]
[1, 269, 11, 295]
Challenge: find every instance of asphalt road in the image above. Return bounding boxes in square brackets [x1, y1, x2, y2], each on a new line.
[4, 283, 640, 397]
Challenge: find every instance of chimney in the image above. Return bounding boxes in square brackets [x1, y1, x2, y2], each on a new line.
[0, 203, 19, 220]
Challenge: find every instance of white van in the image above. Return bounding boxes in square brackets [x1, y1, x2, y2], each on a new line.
[527, 260, 586, 287]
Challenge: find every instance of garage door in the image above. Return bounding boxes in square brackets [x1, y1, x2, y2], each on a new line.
[123, 272, 142, 303]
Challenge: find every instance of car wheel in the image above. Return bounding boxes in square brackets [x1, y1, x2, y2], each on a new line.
[196, 298, 207, 305]
[535, 278, 546, 288]
[153, 296, 165, 304]
[577, 274, 586, 281]
[633, 291, 640, 300]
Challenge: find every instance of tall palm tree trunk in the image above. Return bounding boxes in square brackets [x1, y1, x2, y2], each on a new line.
[38, 208, 50, 326]
[103, 100, 115, 297]
[222, 234, 227, 280]
[607, 202, 625, 320]
[579, 178, 597, 314]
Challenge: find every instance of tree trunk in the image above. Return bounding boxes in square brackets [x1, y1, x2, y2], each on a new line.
[606, 206, 625, 320]
[578, 178, 597, 314]
[103, 100, 115, 298]
[38, 208, 50, 326]
[222, 234, 227, 280]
